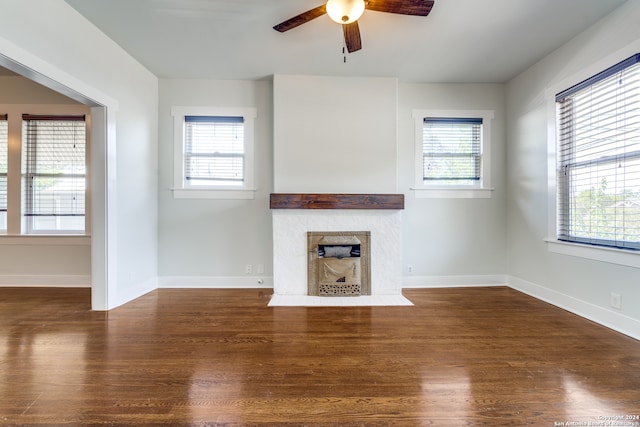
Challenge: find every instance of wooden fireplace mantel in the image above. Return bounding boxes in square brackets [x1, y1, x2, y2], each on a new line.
[269, 193, 404, 210]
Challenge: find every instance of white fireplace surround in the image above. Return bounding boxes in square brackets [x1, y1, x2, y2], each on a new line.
[270, 209, 412, 306]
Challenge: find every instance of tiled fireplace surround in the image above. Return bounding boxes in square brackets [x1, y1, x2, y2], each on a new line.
[269, 194, 413, 306]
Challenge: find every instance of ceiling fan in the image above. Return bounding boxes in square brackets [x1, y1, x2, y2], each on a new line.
[273, 0, 435, 53]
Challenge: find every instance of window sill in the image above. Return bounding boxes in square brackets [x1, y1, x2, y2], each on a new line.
[0, 235, 91, 246]
[412, 187, 494, 199]
[545, 238, 640, 269]
[172, 188, 255, 200]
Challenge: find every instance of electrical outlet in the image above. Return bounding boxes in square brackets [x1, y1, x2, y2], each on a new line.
[610, 292, 621, 309]
[245, 264, 252, 275]
[408, 265, 413, 274]
[257, 264, 264, 274]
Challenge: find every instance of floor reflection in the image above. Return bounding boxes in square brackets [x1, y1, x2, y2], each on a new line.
[1, 287, 640, 425]
[561, 376, 612, 421]
[0, 291, 94, 421]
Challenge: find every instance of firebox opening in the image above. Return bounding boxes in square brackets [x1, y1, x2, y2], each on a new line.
[319, 244, 360, 259]
[307, 231, 371, 297]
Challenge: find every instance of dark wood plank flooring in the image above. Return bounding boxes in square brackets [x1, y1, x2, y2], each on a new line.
[1, 287, 639, 426]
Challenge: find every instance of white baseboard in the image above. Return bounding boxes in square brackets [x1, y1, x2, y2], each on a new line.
[0, 274, 91, 287]
[159, 275, 274, 289]
[403, 273, 639, 340]
[403, 274, 508, 288]
[4, 272, 635, 340]
[507, 275, 640, 341]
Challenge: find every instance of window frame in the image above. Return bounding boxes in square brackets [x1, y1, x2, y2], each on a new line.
[545, 50, 640, 269]
[0, 114, 7, 232]
[21, 115, 87, 235]
[171, 106, 257, 200]
[554, 53, 640, 252]
[412, 109, 494, 199]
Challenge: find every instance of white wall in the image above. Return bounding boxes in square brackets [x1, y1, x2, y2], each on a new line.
[506, 0, 640, 335]
[273, 75, 398, 193]
[0, 76, 86, 104]
[156, 76, 507, 288]
[0, 0, 158, 308]
[157, 79, 273, 285]
[398, 83, 507, 282]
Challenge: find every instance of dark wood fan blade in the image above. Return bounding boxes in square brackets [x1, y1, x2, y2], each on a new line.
[273, 5, 327, 32]
[343, 21, 362, 53]
[365, 0, 434, 16]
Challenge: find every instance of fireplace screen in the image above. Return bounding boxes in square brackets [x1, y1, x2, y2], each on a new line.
[307, 231, 371, 296]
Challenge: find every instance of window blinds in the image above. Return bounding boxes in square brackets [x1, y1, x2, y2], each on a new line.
[184, 116, 245, 186]
[422, 117, 482, 185]
[556, 54, 640, 250]
[0, 115, 7, 216]
[22, 115, 86, 223]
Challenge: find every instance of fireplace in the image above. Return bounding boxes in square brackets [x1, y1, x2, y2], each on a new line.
[269, 193, 412, 306]
[307, 231, 371, 297]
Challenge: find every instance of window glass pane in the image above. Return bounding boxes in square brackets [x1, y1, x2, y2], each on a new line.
[423, 118, 482, 186]
[557, 55, 640, 250]
[22, 117, 86, 233]
[184, 116, 245, 186]
[564, 159, 640, 245]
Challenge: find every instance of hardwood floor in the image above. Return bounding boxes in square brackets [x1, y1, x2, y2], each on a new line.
[1, 287, 639, 426]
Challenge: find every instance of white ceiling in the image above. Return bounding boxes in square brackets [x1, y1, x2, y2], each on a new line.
[63, 0, 627, 83]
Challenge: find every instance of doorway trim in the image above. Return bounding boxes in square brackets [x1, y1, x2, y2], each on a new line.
[0, 38, 119, 310]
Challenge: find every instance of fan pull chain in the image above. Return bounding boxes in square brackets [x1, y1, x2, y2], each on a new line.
[343, 47, 347, 63]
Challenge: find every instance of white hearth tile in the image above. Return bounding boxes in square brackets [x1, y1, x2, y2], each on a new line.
[268, 294, 413, 307]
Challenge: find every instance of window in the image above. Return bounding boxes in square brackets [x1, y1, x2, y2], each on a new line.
[0, 114, 7, 231]
[555, 53, 640, 251]
[184, 116, 244, 187]
[21, 115, 86, 234]
[412, 109, 494, 198]
[423, 118, 482, 185]
[172, 107, 257, 199]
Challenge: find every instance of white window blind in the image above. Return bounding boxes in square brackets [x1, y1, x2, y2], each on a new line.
[0, 115, 7, 230]
[422, 117, 482, 186]
[22, 115, 86, 233]
[556, 53, 640, 250]
[184, 115, 245, 187]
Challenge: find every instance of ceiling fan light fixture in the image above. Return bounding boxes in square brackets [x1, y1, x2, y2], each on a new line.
[326, 0, 365, 24]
